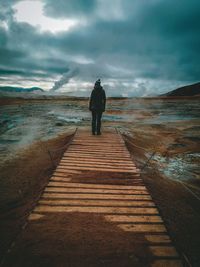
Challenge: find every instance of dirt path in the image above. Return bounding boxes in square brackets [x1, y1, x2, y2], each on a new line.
[1, 129, 183, 267]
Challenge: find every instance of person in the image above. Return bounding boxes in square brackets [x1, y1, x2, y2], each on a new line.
[89, 79, 106, 135]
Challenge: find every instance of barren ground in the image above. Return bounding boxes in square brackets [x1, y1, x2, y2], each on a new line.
[0, 97, 199, 266]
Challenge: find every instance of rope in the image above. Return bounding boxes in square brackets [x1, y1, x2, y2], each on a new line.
[140, 151, 157, 171]
[119, 132, 156, 170]
[39, 128, 78, 168]
[177, 180, 200, 202]
[116, 128, 151, 152]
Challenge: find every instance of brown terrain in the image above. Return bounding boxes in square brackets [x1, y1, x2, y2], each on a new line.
[0, 95, 199, 267]
[0, 132, 74, 262]
[0, 126, 199, 266]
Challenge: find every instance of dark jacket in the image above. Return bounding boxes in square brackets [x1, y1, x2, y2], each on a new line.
[89, 85, 106, 112]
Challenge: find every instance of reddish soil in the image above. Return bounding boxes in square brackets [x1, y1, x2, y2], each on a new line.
[0, 132, 73, 261]
[125, 135, 200, 267]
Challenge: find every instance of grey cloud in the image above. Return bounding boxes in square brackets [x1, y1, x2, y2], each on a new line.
[43, 0, 95, 18]
[0, 0, 199, 95]
[0, 48, 26, 63]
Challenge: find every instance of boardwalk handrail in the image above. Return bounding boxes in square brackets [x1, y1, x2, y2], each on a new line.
[40, 128, 78, 168]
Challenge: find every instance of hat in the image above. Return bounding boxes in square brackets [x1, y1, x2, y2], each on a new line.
[96, 79, 101, 84]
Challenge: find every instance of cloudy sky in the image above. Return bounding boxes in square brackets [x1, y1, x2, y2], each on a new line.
[0, 0, 199, 96]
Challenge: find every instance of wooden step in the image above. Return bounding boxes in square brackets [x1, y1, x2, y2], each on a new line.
[39, 199, 155, 207]
[42, 193, 152, 200]
[35, 206, 159, 214]
[104, 215, 163, 223]
[45, 187, 148, 195]
[61, 157, 134, 164]
[56, 165, 139, 173]
[47, 182, 146, 190]
[63, 153, 131, 160]
[58, 162, 136, 170]
[118, 224, 167, 233]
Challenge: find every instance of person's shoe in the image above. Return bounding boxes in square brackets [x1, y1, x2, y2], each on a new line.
[97, 132, 101, 135]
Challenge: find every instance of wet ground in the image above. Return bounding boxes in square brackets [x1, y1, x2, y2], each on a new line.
[0, 97, 199, 187]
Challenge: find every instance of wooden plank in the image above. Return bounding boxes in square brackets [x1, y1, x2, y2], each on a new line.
[71, 145, 126, 149]
[60, 161, 136, 168]
[73, 139, 123, 142]
[56, 166, 138, 173]
[145, 235, 171, 243]
[59, 161, 136, 168]
[34, 206, 159, 214]
[58, 162, 136, 170]
[104, 215, 163, 223]
[72, 144, 124, 147]
[61, 157, 134, 164]
[118, 224, 167, 233]
[57, 164, 137, 171]
[151, 260, 182, 267]
[42, 193, 152, 200]
[51, 177, 72, 182]
[73, 141, 124, 145]
[45, 187, 149, 194]
[149, 246, 178, 257]
[63, 153, 131, 160]
[75, 133, 121, 136]
[66, 150, 130, 156]
[68, 145, 127, 150]
[39, 199, 155, 207]
[72, 142, 126, 146]
[75, 135, 120, 137]
[73, 140, 124, 143]
[64, 151, 130, 156]
[50, 177, 144, 186]
[71, 143, 125, 147]
[55, 168, 139, 174]
[52, 174, 74, 178]
[47, 182, 146, 190]
[72, 138, 124, 145]
[71, 150, 128, 153]
[60, 160, 136, 167]
[28, 213, 44, 221]
[54, 169, 82, 174]
[64, 154, 131, 159]
[51, 176, 142, 182]
[69, 148, 128, 153]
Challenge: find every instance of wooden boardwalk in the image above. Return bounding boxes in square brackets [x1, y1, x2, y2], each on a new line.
[4, 129, 183, 267]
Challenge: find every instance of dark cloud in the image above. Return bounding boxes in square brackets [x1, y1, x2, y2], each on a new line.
[44, 0, 95, 18]
[0, 48, 26, 63]
[0, 67, 49, 77]
[0, 0, 199, 94]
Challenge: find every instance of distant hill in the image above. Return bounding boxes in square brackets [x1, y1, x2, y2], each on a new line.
[0, 86, 44, 93]
[163, 82, 200, 97]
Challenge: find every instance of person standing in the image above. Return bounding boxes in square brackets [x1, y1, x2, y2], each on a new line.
[89, 79, 106, 135]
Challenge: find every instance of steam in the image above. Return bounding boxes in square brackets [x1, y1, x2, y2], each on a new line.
[51, 67, 79, 91]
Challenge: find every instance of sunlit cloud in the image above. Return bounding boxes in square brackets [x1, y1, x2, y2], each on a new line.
[13, 0, 78, 33]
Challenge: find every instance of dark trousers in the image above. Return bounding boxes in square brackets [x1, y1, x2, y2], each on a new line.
[92, 111, 102, 134]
